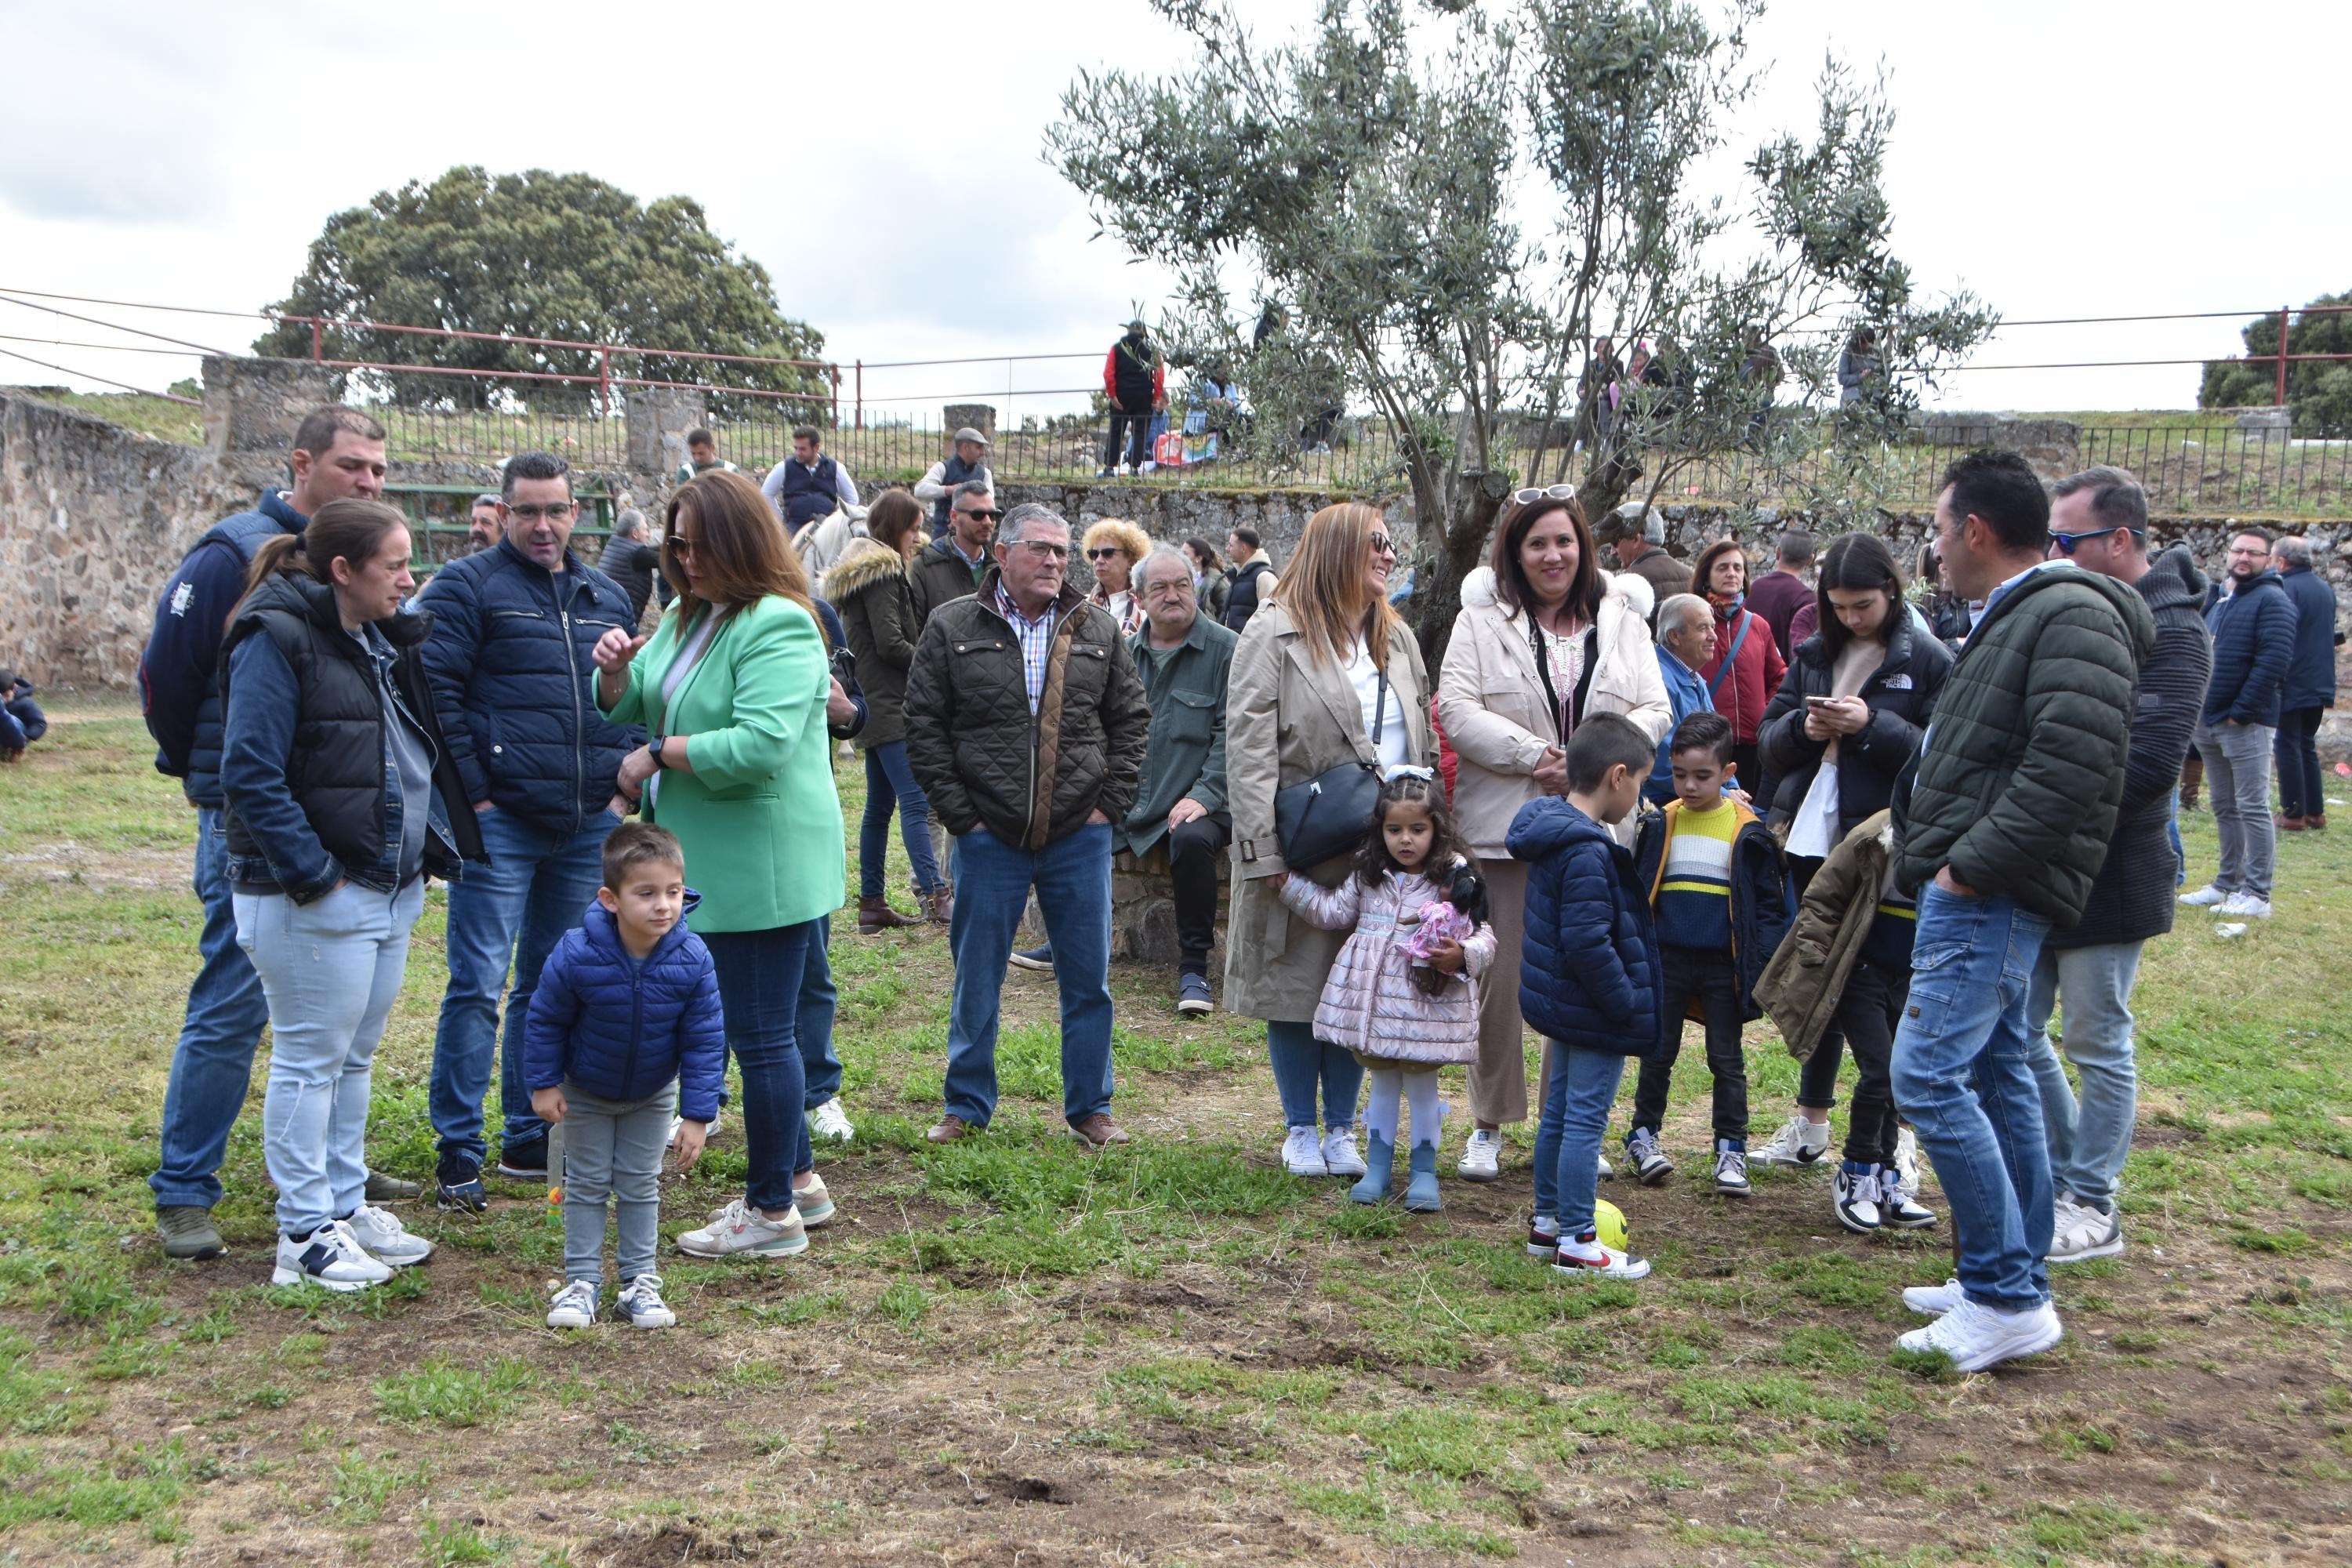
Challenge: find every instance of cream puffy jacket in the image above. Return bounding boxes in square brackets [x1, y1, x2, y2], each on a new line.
[1437, 565, 1671, 856]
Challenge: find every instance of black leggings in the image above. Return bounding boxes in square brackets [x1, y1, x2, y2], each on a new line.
[1829, 957, 1905, 1166]
[1632, 948, 1748, 1144]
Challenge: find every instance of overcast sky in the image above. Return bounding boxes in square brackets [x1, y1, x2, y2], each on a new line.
[3, 0, 2344, 418]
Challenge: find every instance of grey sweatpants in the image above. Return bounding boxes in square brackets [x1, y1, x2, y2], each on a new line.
[560, 1079, 677, 1285]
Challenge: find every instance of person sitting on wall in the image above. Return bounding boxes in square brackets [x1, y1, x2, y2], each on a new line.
[760, 425, 861, 537]
[674, 428, 739, 485]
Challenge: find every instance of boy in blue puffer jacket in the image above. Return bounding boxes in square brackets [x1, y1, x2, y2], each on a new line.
[1508, 713, 1664, 1282]
[525, 824, 724, 1330]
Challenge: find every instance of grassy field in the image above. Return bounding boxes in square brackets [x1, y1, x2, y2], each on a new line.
[0, 693, 2348, 1566]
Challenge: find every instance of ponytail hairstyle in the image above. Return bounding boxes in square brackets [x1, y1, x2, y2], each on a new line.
[229, 498, 409, 631]
[1359, 770, 1466, 890]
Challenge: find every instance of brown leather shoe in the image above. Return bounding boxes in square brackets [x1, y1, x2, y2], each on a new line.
[925, 886, 955, 924]
[2310, 812, 2328, 831]
[1072, 1113, 1130, 1149]
[924, 1114, 973, 1145]
[2278, 814, 2307, 833]
[858, 895, 923, 934]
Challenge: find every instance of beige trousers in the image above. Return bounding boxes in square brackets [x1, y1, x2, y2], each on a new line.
[1468, 858, 1535, 1126]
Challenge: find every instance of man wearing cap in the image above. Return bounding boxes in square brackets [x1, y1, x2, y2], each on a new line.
[1600, 503, 1692, 610]
[916, 429, 996, 532]
[1101, 319, 1166, 477]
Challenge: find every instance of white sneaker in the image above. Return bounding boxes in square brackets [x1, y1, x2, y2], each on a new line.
[1526, 1214, 1561, 1258]
[1596, 1149, 1614, 1181]
[546, 1279, 599, 1329]
[1893, 1126, 1922, 1193]
[1896, 1297, 2063, 1374]
[808, 1098, 855, 1142]
[1713, 1144, 1751, 1197]
[1281, 1126, 1329, 1177]
[1834, 1164, 1883, 1233]
[1457, 1129, 1504, 1182]
[2047, 1194, 2124, 1264]
[272, 1221, 394, 1293]
[1751, 1113, 1831, 1167]
[677, 1197, 808, 1259]
[1881, 1174, 1939, 1229]
[1902, 1277, 1965, 1317]
[1552, 1239, 1650, 1281]
[2217, 891, 2273, 918]
[669, 1109, 722, 1147]
[2179, 884, 2230, 908]
[344, 1203, 434, 1268]
[1322, 1127, 1367, 1178]
[615, 1274, 676, 1329]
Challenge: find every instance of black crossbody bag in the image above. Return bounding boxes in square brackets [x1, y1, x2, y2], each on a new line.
[1274, 665, 1388, 869]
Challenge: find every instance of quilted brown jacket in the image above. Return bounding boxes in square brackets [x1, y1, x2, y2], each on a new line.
[904, 570, 1150, 849]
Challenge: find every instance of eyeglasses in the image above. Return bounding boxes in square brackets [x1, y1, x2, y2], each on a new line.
[1011, 540, 1069, 560]
[2048, 525, 2140, 557]
[505, 503, 575, 522]
[1511, 485, 1577, 506]
[1086, 546, 1126, 561]
[1367, 534, 1396, 557]
[956, 507, 1004, 522]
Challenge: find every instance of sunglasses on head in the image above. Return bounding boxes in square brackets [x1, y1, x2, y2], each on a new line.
[2048, 524, 2140, 556]
[1511, 485, 1577, 506]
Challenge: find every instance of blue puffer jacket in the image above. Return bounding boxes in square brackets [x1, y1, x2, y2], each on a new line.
[415, 538, 643, 833]
[522, 894, 725, 1122]
[2202, 568, 2297, 727]
[2278, 565, 2339, 712]
[1508, 797, 1664, 1057]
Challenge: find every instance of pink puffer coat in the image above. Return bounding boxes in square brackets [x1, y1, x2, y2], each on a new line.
[1279, 862, 1496, 1065]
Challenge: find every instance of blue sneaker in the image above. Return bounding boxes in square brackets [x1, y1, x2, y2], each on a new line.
[434, 1154, 487, 1214]
[1350, 1133, 1396, 1204]
[1403, 1142, 1442, 1213]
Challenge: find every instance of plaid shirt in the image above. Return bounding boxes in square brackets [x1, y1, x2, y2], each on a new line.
[993, 582, 1061, 716]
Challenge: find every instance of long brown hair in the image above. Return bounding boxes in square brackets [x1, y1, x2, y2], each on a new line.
[231, 498, 408, 629]
[1487, 495, 1601, 622]
[865, 488, 924, 555]
[1272, 502, 1401, 668]
[664, 471, 826, 644]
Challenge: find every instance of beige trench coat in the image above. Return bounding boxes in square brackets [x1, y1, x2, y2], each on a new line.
[1223, 601, 1434, 1022]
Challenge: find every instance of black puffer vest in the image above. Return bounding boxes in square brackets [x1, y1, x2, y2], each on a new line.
[221, 575, 479, 890]
[929, 452, 983, 530]
[183, 497, 306, 806]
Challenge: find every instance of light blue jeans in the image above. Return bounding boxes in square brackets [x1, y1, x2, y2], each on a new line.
[1890, 884, 2055, 1314]
[1266, 1020, 1361, 1134]
[236, 878, 426, 1237]
[2021, 941, 2143, 1211]
[150, 808, 275, 1210]
[1534, 1040, 1628, 1240]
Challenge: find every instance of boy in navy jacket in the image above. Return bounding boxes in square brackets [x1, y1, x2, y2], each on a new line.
[1508, 713, 1664, 1281]
[525, 824, 724, 1330]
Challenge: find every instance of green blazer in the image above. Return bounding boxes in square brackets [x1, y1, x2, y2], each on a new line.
[598, 595, 845, 933]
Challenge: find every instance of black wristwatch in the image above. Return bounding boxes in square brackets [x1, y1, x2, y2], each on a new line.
[647, 735, 669, 771]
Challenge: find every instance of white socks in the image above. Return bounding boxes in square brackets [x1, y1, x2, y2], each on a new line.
[1405, 1070, 1444, 1150]
[1363, 1069, 1403, 1146]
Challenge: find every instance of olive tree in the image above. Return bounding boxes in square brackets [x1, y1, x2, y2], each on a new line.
[1050, 0, 1991, 659]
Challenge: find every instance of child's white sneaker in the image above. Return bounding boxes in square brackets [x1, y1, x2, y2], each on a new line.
[345, 1203, 434, 1267]
[1526, 1214, 1560, 1258]
[615, 1273, 676, 1329]
[547, 1279, 599, 1328]
[1321, 1127, 1367, 1178]
[272, 1221, 394, 1293]
[1751, 1112, 1831, 1167]
[1552, 1235, 1650, 1281]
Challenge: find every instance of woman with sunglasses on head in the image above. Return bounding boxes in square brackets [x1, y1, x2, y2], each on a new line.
[1436, 485, 1671, 1182]
[1750, 533, 1951, 1176]
[1083, 519, 1152, 639]
[1225, 503, 1435, 1181]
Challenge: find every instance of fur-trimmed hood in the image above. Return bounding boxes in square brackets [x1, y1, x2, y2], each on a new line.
[822, 535, 916, 604]
[1459, 562, 1654, 622]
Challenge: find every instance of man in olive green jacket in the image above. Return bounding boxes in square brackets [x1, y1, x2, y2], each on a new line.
[1122, 546, 1238, 1016]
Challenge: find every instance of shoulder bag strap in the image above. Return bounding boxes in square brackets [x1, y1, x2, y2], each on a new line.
[1706, 612, 1751, 702]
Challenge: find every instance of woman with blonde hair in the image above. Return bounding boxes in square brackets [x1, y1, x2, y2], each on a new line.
[592, 470, 846, 1261]
[1083, 517, 1152, 638]
[1225, 502, 1434, 1178]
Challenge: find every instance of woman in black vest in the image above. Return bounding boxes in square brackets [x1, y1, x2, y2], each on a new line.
[220, 499, 482, 1293]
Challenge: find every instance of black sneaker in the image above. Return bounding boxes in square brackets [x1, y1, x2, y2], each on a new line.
[435, 1154, 488, 1213]
[364, 1169, 422, 1203]
[1008, 944, 1054, 975]
[494, 1138, 548, 1180]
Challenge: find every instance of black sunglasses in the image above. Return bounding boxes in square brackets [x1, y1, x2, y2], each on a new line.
[956, 506, 1004, 522]
[2049, 525, 2140, 557]
[1086, 546, 1126, 561]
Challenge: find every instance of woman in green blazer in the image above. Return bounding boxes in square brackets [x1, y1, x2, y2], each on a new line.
[593, 471, 846, 1262]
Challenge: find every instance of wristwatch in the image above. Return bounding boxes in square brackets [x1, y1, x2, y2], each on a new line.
[647, 735, 669, 771]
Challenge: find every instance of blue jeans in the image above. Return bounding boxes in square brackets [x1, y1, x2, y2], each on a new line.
[429, 807, 616, 1167]
[1534, 1040, 1628, 1240]
[2022, 941, 2143, 1211]
[800, 917, 842, 1109]
[860, 742, 946, 898]
[703, 921, 822, 1213]
[236, 879, 426, 1236]
[151, 808, 278, 1210]
[1890, 885, 2055, 1313]
[2167, 797, 2186, 889]
[944, 824, 1116, 1129]
[1265, 1020, 1363, 1134]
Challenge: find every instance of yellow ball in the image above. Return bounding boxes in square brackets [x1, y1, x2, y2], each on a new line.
[1592, 1200, 1629, 1252]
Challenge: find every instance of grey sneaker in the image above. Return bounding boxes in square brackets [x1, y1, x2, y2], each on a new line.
[1625, 1127, 1673, 1185]
[157, 1206, 226, 1261]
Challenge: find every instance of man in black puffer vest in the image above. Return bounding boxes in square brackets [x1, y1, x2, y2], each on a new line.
[1887, 448, 2151, 1376]
[2023, 466, 2210, 1269]
[415, 452, 643, 1209]
[140, 405, 401, 1263]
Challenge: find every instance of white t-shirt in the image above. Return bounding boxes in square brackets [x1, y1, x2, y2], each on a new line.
[1342, 637, 1411, 771]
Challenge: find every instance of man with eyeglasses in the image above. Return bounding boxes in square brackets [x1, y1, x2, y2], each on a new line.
[1123, 546, 1240, 1016]
[904, 503, 1151, 1149]
[2021, 466, 2210, 1267]
[2183, 524, 2298, 921]
[416, 450, 644, 1210]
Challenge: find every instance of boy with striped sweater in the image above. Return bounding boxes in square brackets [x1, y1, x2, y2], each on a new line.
[1626, 713, 1792, 1195]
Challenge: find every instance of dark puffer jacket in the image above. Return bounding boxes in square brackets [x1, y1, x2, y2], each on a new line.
[2278, 564, 2339, 713]
[1757, 615, 1954, 842]
[909, 534, 990, 626]
[414, 537, 643, 833]
[825, 537, 920, 750]
[1894, 563, 2155, 927]
[904, 571, 1151, 849]
[2202, 567, 2296, 727]
[1632, 798, 1793, 1025]
[1507, 798, 1663, 1057]
[2051, 546, 2212, 951]
[522, 895, 725, 1123]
